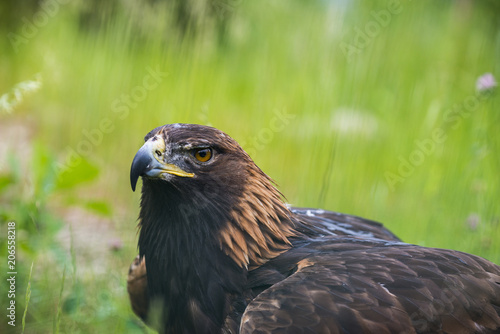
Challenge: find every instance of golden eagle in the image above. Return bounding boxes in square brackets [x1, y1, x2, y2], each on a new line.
[128, 123, 500, 333]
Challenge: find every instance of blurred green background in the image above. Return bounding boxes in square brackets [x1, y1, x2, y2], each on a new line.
[1, 0, 499, 332]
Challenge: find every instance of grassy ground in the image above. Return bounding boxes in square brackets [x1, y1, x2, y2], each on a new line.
[1, 0, 499, 332]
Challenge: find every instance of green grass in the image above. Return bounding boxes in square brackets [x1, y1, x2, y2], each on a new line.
[1, 0, 499, 332]
[21, 262, 33, 334]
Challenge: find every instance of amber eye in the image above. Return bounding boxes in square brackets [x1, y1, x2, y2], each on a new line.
[193, 148, 212, 162]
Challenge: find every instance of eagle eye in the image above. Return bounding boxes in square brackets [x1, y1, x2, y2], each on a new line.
[193, 148, 212, 162]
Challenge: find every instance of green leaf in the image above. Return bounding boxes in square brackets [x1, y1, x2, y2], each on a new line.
[54, 158, 100, 190]
[84, 200, 112, 217]
[63, 282, 85, 315]
[0, 174, 13, 192]
[32, 141, 58, 197]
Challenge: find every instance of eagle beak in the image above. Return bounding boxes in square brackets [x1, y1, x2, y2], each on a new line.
[130, 139, 194, 192]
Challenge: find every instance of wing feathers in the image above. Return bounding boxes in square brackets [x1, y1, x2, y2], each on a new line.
[241, 242, 500, 333]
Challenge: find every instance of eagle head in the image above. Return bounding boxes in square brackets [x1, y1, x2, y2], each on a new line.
[130, 123, 295, 270]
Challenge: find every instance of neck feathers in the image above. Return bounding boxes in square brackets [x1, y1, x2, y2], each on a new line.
[218, 166, 296, 269]
[137, 159, 296, 332]
[139, 157, 297, 271]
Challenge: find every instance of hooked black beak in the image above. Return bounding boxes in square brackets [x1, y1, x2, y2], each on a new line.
[130, 139, 194, 192]
[130, 143, 153, 192]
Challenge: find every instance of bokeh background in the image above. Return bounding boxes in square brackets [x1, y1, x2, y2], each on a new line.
[1, 0, 499, 332]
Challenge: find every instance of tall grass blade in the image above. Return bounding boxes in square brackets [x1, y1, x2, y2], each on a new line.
[21, 262, 34, 334]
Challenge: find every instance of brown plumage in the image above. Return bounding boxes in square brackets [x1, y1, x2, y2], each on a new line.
[127, 255, 148, 321]
[128, 123, 500, 333]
